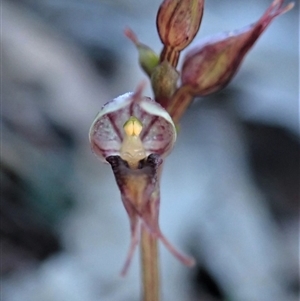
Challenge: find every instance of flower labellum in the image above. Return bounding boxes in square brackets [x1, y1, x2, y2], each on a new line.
[181, 0, 294, 96]
[89, 85, 195, 275]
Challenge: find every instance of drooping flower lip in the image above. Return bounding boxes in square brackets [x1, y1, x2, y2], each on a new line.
[89, 91, 176, 162]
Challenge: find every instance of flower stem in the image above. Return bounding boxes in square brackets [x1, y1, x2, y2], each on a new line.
[167, 85, 194, 124]
[140, 224, 160, 301]
[160, 46, 180, 68]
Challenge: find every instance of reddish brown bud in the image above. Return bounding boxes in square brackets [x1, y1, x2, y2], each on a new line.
[157, 0, 204, 66]
[181, 0, 294, 96]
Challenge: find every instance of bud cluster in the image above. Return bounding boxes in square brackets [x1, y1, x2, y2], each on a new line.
[125, 0, 293, 123]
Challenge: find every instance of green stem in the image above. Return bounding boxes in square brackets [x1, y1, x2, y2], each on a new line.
[140, 225, 160, 301]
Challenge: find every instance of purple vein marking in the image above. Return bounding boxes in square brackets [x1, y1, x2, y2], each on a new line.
[107, 113, 123, 141]
[141, 116, 159, 140]
[147, 140, 170, 155]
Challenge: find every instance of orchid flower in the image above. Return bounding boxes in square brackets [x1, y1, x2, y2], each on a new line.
[90, 0, 293, 283]
[89, 85, 195, 276]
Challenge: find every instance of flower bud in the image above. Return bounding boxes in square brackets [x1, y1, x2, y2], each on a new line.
[157, 0, 204, 66]
[151, 60, 179, 103]
[181, 0, 294, 96]
[124, 28, 159, 77]
[157, 0, 204, 50]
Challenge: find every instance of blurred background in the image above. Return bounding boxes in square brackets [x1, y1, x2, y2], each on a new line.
[1, 1, 299, 301]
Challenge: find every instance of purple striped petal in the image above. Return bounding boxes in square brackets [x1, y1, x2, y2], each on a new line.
[89, 88, 176, 162]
